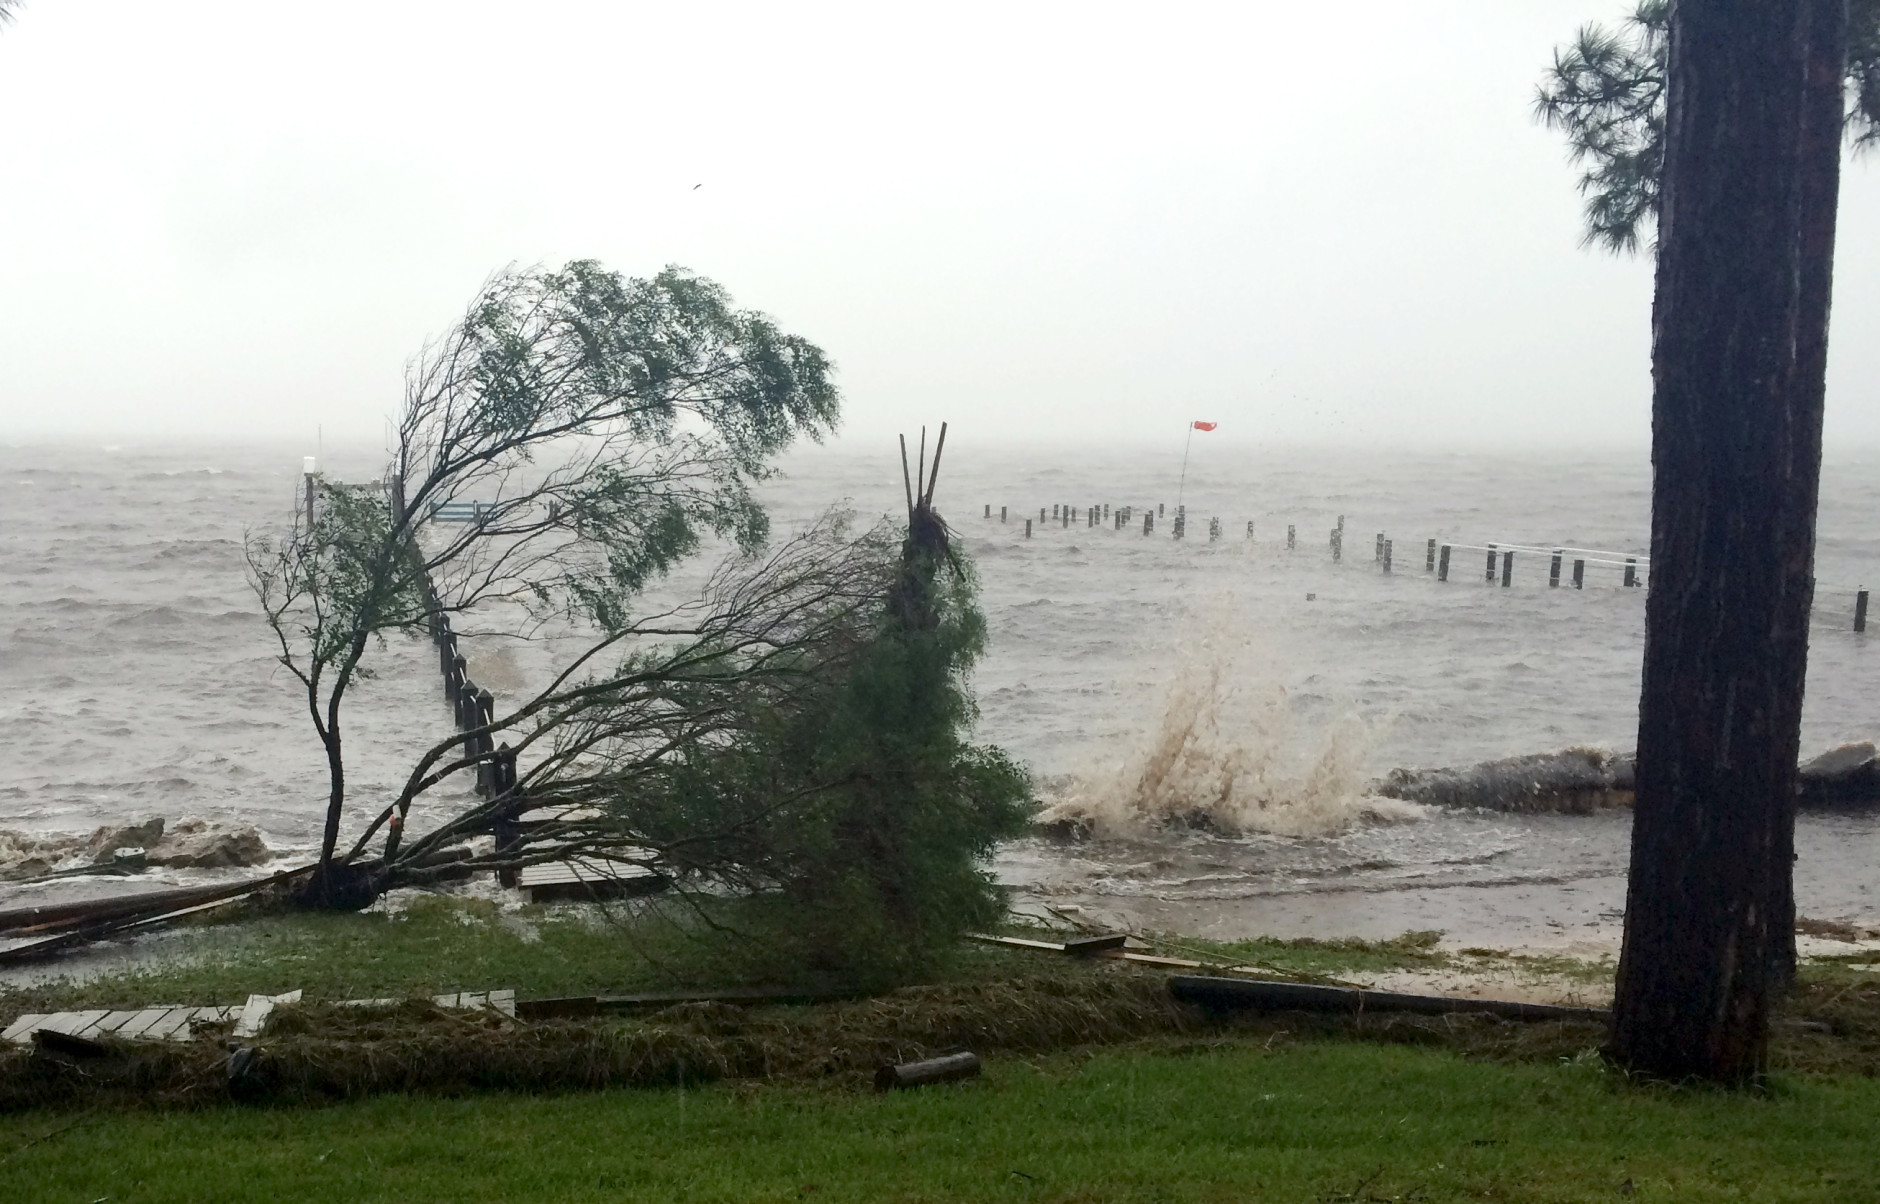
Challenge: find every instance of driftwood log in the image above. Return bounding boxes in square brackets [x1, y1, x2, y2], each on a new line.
[875, 1051, 981, 1091]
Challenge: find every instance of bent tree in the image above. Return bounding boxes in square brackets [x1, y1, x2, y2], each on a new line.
[248, 261, 838, 904]
[1610, 0, 1847, 1081]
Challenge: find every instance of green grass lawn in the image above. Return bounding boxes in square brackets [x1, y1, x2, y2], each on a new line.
[2, 1039, 1875, 1203]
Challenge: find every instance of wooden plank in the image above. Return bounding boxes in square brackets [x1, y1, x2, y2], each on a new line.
[113, 1007, 172, 1039]
[519, 856, 668, 903]
[40, 1010, 108, 1037]
[231, 994, 275, 1039]
[1, 1014, 47, 1044]
[143, 1007, 197, 1040]
[1062, 933, 1129, 957]
[80, 1010, 142, 1038]
[965, 933, 1065, 952]
[1169, 975, 1609, 1023]
[1107, 951, 1207, 969]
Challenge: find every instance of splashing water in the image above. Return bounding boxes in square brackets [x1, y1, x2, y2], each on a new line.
[1040, 631, 1422, 838]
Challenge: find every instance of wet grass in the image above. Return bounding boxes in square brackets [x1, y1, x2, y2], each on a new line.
[5, 1039, 1880, 1202]
[0, 894, 900, 1017]
[2, 903, 1560, 1021]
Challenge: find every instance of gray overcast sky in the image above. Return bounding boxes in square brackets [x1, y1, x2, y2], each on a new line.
[1, 1, 1876, 450]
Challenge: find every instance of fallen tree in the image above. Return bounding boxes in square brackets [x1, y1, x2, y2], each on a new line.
[247, 261, 839, 906]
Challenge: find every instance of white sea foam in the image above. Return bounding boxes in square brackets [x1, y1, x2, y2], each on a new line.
[1040, 622, 1422, 838]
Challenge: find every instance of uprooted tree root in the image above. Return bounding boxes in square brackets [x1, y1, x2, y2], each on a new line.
[0, 966, 1631, 1111]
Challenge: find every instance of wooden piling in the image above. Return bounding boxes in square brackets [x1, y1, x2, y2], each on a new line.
[1573, 558, 1585, 589]
[1486, 546, 1497, 583]
[1500, 550, 1513, 588]
[1331, 528, 1342, 562]
[1246, 520, 1254, 540]
[1143, 513, 1152, 535]
[1053, 504, 1059, 520]
[1623, 559, 1637, 588]
[1000, 506, 1007, 523]
[1425, 538, 1436, 572]
[474, 690, 496, 796]
[1438, 544, 1451, 581]
[1550, 551, 1562, 587]
[1383, 539, 1393, 574]
[448, 654, 466, 705]
[1856, 589, 1868, 633]
[1025, 519, 1033, 538]
[984, 504, 990, 518]
[1287, 524, 1296, 550]
[1374, 533, 1384, 563]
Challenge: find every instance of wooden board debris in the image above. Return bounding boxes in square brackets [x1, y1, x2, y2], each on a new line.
[516, 857, 667, 903]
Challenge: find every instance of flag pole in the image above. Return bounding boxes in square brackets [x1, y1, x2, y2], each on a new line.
[1177, 421, 1195, 511]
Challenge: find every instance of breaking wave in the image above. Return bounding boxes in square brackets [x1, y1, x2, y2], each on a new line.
[1039, 627, 1421, 838]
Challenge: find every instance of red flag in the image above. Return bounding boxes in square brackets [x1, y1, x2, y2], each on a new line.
[1191, 421, 1218, 431]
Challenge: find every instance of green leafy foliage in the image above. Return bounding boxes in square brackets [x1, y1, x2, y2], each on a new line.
[1536, 0, 1880, 253]
[593, 524, 1034, 983]
[249, 261, 840, 873]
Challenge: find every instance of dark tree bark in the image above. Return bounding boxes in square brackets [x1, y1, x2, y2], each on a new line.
[1611, 0, 1847, 1083]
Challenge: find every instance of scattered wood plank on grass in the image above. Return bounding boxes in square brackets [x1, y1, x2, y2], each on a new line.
[1169, 975, 1609, 1022]
[515, 857, 669, 904]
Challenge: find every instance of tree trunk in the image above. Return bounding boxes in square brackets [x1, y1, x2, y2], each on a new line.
[319, 727, 345, 870]
[1611, 0, 1847, 1083]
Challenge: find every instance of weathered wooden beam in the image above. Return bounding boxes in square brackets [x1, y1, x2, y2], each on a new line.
[875, 1051, 981, 1091]
[1170, 975, 1608, 1022]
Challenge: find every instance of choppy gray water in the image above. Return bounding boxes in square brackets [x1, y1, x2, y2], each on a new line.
[4, 440, 1877, 948]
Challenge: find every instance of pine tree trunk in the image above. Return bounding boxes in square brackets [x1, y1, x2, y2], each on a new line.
[1610, 0, 1847, 1083]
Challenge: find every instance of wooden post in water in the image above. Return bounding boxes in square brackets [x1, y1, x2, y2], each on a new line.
[1438, 544, 1451, 581]
[1159, 503, 1165, 517]
[1052, 504, 1059, 520]
[1374, 533, 1384, 562]
[1246, 520, 1254, 540]
[1573, 558, 1585, 589]
[1287, 524, 1296, 550]
[1000, 506, 1007, 523]
[1550, 551, 1563, 588]
[448, 654, 466, 706]
[1025, 519, 1033, 538]
[1040, 507, 1046, 524]
[1486, 546, 1498, 583]
[984, 504, 990, 518]
[1425, 538, 1436, 572]
[1501, 550, 1513, 588]
[1624, 558, 1638, 588]
[1331, 528, 1341, 561]
[1857, 589, 1869, 632]
[1383, 539, 1393, 574]
[474, 690, 495, 796]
